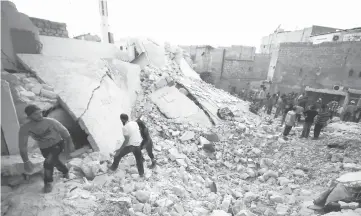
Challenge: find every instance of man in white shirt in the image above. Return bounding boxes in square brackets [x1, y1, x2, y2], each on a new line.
[109, 114, 144, 177]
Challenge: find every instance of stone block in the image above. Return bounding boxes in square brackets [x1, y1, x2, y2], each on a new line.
[150, 86, 212, 127]
[40, 88, 57, 99]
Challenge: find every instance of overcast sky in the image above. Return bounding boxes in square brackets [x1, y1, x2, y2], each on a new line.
[10, 0, 360, 49]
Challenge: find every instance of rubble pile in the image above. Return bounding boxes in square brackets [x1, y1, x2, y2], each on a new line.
[2, 43, 361, 216]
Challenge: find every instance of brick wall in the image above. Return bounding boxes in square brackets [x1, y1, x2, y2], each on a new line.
[30, 17, 68, 38]
[222, 59, 254, 79]
[272, 41, 361, 93]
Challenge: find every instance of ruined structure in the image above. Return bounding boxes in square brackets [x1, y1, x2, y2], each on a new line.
[30, 17, 69, 38]
[269, 41, 361, 93]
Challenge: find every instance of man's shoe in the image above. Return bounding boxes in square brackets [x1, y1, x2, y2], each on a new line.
[43, 183, 53, 193]
[148, 160, 156, 169]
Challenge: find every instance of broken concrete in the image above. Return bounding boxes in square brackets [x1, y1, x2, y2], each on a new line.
[179, 58, 201, 80]
[141, 39, 166, 68]
[17, 54, 138, 154]
[1, 153, 44, 177]
[1, 80, 20, 155]
[150, 86, 212, 127]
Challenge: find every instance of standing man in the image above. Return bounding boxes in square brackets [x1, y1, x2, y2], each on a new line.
[136, 117, 156, 169]
[343, 100, 357, 122]
[266, 94, 276, 115]
[294, 105, 304, 126]
[300, 105, 318, 138]
[283, 107, 296, 138]
[313, 104, 331, 140]
[327, 97, 339, 120]
[110, 114, 144, 177]
[18, 105, 74, 193]
[274, 94, 285, 119]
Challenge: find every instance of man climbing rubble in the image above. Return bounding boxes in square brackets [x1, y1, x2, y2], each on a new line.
[109, 114, 144, 177]
[313, 104, 331, 140]
[18, 104, 75, 193]
[137, 116, 156, 169]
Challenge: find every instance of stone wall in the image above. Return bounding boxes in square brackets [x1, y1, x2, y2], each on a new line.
[222, 59, 254, 79]
[272, 42, 361, 93]
[30, 17, 68, 38]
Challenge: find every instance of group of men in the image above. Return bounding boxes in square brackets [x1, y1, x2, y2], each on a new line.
[19, 104, 155, 193]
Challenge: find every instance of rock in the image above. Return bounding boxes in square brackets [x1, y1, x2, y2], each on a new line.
[239, 173, 250, 180]
[173, 203, 185, 214]
[270, 195, 283, 203]
[180, 131, 195, 141]
[31, 84, 43, 95]
[336, 171, 361, 185]
[221, 195, 232, 212]
[263, 170, 278, 180]
[135, 190, 150, 203]
[246, 168, 256, 177]
[203, 143, 216, 153]
[293, 169, 305, 177]
[81, 161, 101, 180]
[206, 133, 220, 142]
[199, 136, 210, 145]
[343, 163, 361, 171]
[135, 212, 147, 216]
[339, 201, 359, 209]
[276, 204, 289, 216]
[156, 198, 173, 208]
[40, 88, 57, 99]
[278, 177, 291, 186]
[92, 175, 114, 186]
[133, 203, 144, 212]
[236, 210, 256, 216]
[244, 192, 257, 203]
[252, 148, 262, 156]
[210, 181, 217, 193]
[331, 154, 343, 162]
[172, 186, 186, 197]
[210, 210, 231, 216]
[143, 203, 152, 214]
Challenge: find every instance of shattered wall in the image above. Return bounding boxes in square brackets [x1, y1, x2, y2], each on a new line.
[1, 1, 40, 71]
[271, 42, 361, 93]
[17, 54, 140, 154]
[39, 35, 130, 61]
[29, 17, 69, 38]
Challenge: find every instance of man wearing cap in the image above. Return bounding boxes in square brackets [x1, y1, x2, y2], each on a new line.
[18, 104, 75, 193]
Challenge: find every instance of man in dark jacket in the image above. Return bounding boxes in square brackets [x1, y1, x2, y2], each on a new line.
[137, 117, 156, 168]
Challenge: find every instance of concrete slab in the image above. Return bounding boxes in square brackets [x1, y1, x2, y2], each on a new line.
[103, 59, 141, 107]
[141, 40, 166, 68]
[179, 58, 201, 80]
[177, 78, 249, 125]
[1, 153, 44, 176]
[150, 86, 211, 127]
[1, 80, 20, 155]
[17, 54, 134, 154]
[131, 52, 149, 70]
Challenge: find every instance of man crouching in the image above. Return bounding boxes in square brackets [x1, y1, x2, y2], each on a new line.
[19, 105, 75, 193]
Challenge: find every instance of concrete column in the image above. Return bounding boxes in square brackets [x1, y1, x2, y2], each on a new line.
[1, 80, 20, 155]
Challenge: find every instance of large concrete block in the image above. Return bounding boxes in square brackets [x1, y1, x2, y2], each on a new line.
[1, 153, 44, 176]
[150, 86, 212, 127]
[141, 40, 166, 68]
[1, 80, 20, 155]
[103, 59, 141, 107]
[17, 54, 133, 154]
[179, 58, 201, 80]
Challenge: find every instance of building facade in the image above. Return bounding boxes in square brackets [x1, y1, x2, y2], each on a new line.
[269, 42, 361, 93]
[260, 25, 339, 54]
[310, 28, 361, 44]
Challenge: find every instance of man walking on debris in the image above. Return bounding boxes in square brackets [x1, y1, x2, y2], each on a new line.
[283, 107, 296, 138]
[266, 94, 277, 115]
[300, 105, 318, 138]
[110, 114, 144, 177]
[136, 116, 156, 169]
[313, 104, 331, 140]
[18, 104, 74, 193]
[274, 94, 286, 119]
